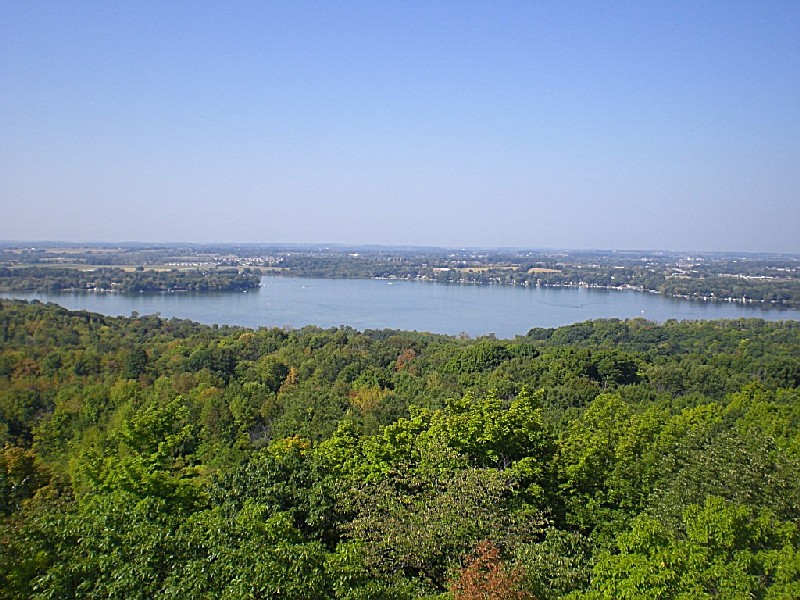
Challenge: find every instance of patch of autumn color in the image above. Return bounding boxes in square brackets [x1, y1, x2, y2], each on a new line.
[12, 357, 41, 379]
[395, 348, 416, 371]
[280, 366, 299, 390]
[348, 386, 387, 414]
[451, 540, 532, 600]
[268, 435, 312, 458]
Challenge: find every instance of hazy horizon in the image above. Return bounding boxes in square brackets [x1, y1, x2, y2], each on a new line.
[2, 2, 799, 253]
[3, 238, 799, 258]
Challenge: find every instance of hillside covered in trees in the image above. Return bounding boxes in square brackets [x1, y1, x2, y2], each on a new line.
[2, 299, 800, 598]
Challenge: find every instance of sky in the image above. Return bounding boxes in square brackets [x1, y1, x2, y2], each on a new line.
[1, 1, 799, 253]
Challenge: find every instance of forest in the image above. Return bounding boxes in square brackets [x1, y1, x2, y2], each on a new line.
[2, 298, 800, 598]
[0, 267, 262, 293]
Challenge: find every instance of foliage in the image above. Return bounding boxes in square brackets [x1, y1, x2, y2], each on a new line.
[581, 497, 800, 599]
[451, 540, 531, 600]
[1, 299, 799, 597]
[0, 266, 262, 293]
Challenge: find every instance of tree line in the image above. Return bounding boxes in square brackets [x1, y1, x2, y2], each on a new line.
[0, 267, 262, 293]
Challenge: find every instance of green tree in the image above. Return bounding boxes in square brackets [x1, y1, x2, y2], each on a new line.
[583, 497, 800, 599]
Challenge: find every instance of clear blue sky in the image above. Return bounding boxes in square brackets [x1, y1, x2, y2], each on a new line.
[2, 1, 799, 252]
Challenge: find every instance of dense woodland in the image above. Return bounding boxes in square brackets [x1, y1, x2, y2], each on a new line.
[2, 299, 800, 598]
[0, 267, 262, 293]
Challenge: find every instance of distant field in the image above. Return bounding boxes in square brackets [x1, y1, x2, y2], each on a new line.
[528, 267, 560, 273]
[454, 266, 518, 273]
[5, 263, 121, 271]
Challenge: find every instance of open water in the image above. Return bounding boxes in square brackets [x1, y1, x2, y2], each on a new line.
[3, 276, 800, 339]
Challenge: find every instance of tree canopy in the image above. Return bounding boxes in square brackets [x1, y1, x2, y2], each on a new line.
[2, 298, 799, 597]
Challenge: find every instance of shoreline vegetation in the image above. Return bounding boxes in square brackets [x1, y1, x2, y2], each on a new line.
[2, 243, 799, 308]
[364, 275, 796, 309]
[0, 266, 263, 293]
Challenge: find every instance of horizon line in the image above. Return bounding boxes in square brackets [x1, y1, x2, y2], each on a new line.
[1, 239, 799, 258]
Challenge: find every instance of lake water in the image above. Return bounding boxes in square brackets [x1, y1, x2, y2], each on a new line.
[4, 276, 800, 339]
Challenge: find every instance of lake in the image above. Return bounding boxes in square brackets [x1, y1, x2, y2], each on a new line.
[4, 276, 800, 339]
